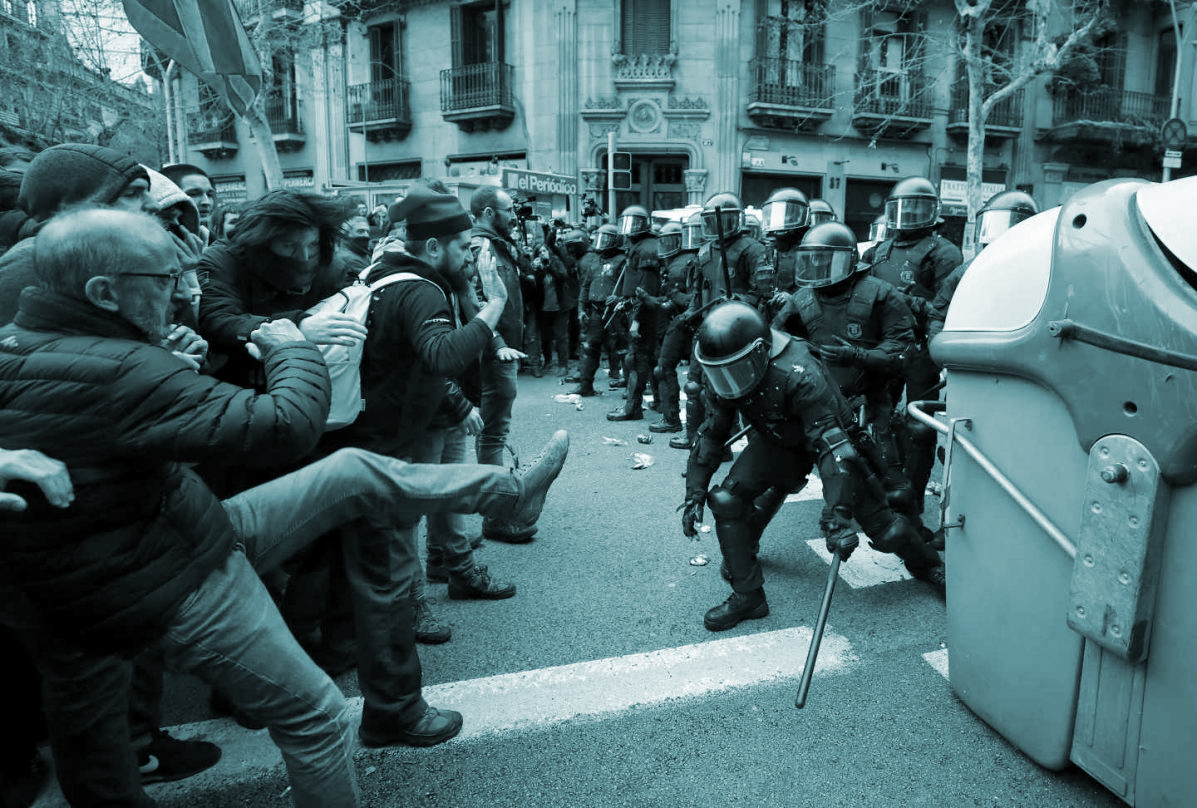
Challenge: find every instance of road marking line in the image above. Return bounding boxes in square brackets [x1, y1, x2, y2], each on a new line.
[923, 648, 950, 680]
[784, 474, 824, 503]
[420, 626, 858, 739]
[805, 539, 914, 588]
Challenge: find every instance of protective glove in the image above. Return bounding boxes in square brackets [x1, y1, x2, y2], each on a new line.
[678, 493, 706, 538]
[825, 527, 859, 562]
[816, 341, 864, 366]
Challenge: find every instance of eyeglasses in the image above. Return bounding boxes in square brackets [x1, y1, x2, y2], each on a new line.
[115, 270, 186, 289]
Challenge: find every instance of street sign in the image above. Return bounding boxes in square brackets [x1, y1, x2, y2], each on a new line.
[1162, 118, 1187, 151]
[1164, 150, 1182, 169]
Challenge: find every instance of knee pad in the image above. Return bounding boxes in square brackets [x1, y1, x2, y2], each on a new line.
[684, 380, 702, 397]
[870, 514, 920, 554]
[706, 485, 747, 520]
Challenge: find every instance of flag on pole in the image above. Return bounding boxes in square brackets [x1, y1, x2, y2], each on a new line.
[122, 0, 264, 116]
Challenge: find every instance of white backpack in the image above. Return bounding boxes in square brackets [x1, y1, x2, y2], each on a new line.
[306, 265, 441, 429]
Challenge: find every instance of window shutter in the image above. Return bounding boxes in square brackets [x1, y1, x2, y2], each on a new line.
[623, 0, 671, 56]
[450, 5, 464, 68]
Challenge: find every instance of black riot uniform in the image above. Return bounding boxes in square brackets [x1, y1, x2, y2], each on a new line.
[608, 205, 662, 421]
[648, 219, 699, 434]
[772, 222, 915, 506]
[862, 177, 963, 520]
[569, 225, 627, 396]
[681, 302, 944, 631]
[759, 187, 812, 322]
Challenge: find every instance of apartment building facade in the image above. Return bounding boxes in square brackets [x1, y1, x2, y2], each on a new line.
[173, 0, 1195, 245]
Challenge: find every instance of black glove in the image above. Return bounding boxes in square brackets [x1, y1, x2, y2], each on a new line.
[816, 343, 863, 366]
[826, 527, 859, 562]
[679, 493, 706, 538]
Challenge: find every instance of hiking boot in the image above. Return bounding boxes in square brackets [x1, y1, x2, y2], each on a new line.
[483, 520, 537, 543]
[669, 434, 694, 450]
[649, 418, 683, 433]
[703, 589, 769, 632]
[414, 597, 452, 644]
[359, 706, 463, 748]
[137, 729, 222, 785]
[509, 430, 569, 528]
[448, 564, 517, 600]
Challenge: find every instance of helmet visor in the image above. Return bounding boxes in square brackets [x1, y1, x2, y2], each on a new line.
[697, 337, 768, 399]
[868, 219, 888, 241]
[593, 231, 618, 251]
[794, 248, 857, 288]
[701, 209, 742, 240]
[682, 222, 704, 250]
[762, 200, 809, 234]
[886, 197, 938, 231]
[976, 209, 1028, 247]
[618, 214, 648, 236]
[658, 232, 682, 257]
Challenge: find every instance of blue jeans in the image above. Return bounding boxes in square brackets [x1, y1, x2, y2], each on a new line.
[21, 448, 526, 808]
[408, 425, 475, 577]
[477, 356, 518, 467]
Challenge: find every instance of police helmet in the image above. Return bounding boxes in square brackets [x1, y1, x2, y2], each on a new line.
[976, 190, 1039, 249]
[794, 222, 860, 289]
[560, 228, 590, 257]
[868, 213, 888, 243]
[657, 221, 683, 259]
[885, 177, 940, 232]
[617, 205, 651, 238]
[701, 192, 745, 241]
[761, 188, 810, 235]
[808, 199, 838, 227]
[593, 224, 622, 253]
[682, 211, 706, 251]
[695, 301, 773, 399]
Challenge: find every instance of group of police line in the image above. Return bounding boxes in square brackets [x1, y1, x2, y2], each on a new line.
[565, 179, 1039, 630]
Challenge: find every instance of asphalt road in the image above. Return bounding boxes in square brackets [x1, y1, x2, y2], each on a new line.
[36, 369, 1125, 808]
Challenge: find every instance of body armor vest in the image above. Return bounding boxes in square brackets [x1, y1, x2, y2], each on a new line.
[870, 235, 939, 300]
[737, 336, 854, 448]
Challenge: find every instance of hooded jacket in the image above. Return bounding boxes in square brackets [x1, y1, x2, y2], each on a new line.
[0, 286, 330, 655]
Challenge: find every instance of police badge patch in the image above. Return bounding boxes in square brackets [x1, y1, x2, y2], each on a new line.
[846, 323, 863, 339]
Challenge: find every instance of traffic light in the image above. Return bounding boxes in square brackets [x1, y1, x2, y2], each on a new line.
[609, 152, 632, 190]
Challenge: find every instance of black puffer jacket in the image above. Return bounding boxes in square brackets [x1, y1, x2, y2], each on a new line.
[0, 287, 330, 655]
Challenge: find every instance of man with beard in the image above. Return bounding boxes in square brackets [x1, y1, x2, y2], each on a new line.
[159, 163, 215, 241]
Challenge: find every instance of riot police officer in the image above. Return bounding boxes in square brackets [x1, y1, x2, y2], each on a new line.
[649, 218, 701, 434]
[694, 192, 774, 308]
[760, 187, 811, 298]
[808, 198, 838, 227]
[608, 205, 663, 421]
[570, 225, 627, 397]
[926, 190, 1039, 343]
[772, 221, 916, 507]
[862, 176, 963, 524]
[680, 301, 945, 631]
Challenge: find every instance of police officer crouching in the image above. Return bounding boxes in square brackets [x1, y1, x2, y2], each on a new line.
[681, 302, 946, 632]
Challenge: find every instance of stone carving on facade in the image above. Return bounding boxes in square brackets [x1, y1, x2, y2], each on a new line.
[684, 169, 708, 195]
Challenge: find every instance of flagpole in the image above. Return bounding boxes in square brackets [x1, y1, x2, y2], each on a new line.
[163, 59, 177, 165]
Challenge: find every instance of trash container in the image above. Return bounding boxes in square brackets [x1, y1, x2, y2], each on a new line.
[927, 176, 1197, 807]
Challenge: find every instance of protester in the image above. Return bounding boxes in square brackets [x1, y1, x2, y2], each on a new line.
[0, 207, 569, 807]
[159, 162, 215, 239]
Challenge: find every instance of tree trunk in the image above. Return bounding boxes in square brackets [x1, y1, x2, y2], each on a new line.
[243, 103, 283, 190]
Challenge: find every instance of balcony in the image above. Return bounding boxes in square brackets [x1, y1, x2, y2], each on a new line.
[1043, 87, 1170, 146]
[746, 58, 835, 131]
[947, 79, 1024, 141]
[440, 61, 514, 132]
[852, 70, 933, 139]
[186, 110, 238, 158]
[347, 78, 411, 142]
[264, 94, 305, 151]
[612, 52, 676, 91]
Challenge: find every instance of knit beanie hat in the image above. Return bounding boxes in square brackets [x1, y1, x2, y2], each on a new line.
[18, 144, 149, 222]
[388, 185, 472, 242]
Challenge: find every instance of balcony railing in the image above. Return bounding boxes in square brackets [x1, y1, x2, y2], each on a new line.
[948, 79, 1024, 130]
[348, 78, 411, 125]
[264, 94, 305, 149]
[439, 61, 514, 131]
[852, 69, 933, 138]
[1052, 87, 1169, 128]
[746, 57, 835, 130]
[186, 110, 237, 157]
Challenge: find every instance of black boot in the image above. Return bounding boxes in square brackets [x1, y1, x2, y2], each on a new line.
[606, 370, 643, 420]
[703, 589, 768, 631]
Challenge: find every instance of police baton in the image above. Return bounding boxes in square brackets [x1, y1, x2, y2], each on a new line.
[795, 533, 854, 709]
[712, 205, 735, 297]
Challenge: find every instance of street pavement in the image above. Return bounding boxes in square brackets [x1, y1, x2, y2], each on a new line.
[35, 368, 1124, 807]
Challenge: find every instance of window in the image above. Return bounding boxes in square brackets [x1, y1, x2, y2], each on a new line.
[1156, 27, 1179, 98]
[756, 0, 825, 64]
[860, 5, 926, 103]
[368, 21, 403, 83]
[620, 0, 671, 56]
[450, 1, 503, 67]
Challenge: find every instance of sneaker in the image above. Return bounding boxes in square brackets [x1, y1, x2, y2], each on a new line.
[359, 706, 464, 748]
[448, 564, 516, 600]
[649, 418, 683, 433]
[137, 729, 222, 785]
[703, 589, 769, 632]
[509, 430, 569, 528]
[483, 520, 538, 543]
[414, 597, 452, 644]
